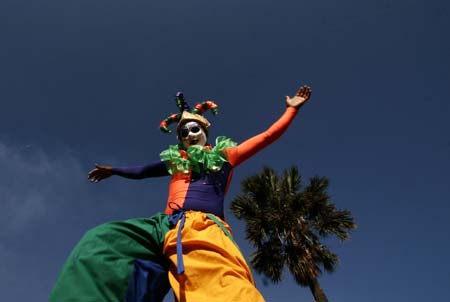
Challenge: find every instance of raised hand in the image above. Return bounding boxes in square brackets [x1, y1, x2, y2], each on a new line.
[285, 85, 312, 109]
[88, 164, 113, 183]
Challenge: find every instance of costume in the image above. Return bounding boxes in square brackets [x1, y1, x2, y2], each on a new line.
[50, 93, 298, 302]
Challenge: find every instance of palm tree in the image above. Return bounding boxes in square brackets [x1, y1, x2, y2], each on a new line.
[230, 166, 356, 302]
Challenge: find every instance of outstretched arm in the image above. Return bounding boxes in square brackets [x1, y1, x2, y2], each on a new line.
[88, 161, 169, 183]
[223, 85, 312, 167]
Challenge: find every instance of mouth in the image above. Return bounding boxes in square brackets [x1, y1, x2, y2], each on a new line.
[189, 138, 199, 145]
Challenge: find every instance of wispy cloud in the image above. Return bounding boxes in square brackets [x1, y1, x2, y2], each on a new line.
[0, 142, 86, 235]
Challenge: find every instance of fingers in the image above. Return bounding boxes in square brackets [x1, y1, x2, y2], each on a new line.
[286, 85, 312, 108]
[88, 163, 99, 182]
[305, 85, 312, 97]
[88, 168, 97, 176]
[88, 169, 102, 183]
[89, 176, 101, 183]
[89, 173, 108, 183]
[88, 164, 111, 183]
[296, 85, 312, 98]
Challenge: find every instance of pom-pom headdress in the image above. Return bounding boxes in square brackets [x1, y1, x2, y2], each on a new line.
[159, 91, 218, 136]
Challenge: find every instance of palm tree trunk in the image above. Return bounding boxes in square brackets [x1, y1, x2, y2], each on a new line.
[308, 278, 328, 302]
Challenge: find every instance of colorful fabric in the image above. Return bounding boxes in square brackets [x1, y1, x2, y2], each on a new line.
[50, 213, 171, 302]
[126, 259, 170, 302]
[163, 107, 298, 218]
[50, 211, 264, 302]
[163, 211, 265, 302]
[112, 162, 170, 179]
[51, 107, 298, 301]
[222, 106, 298, 167]
[160, 136, 237, 174]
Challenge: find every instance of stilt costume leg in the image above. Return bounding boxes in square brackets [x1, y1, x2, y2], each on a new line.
[164, 211, 265, 302]
[50, 213, 171, 302]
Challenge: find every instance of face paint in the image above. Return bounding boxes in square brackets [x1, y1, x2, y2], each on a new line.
[179, 121, 207, 148]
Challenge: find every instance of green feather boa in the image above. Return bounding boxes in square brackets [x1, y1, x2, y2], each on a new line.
[160, 136, 237, 174]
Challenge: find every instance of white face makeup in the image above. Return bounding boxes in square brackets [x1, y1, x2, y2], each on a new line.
[179, 121, 207, 148]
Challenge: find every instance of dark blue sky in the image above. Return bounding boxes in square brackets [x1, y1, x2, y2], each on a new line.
[1, 0, 449, 301]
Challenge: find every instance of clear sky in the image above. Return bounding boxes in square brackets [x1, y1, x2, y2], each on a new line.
[1, 0, 449, 301]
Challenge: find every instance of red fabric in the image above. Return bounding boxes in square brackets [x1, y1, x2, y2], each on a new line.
[222, 106, 298, 167]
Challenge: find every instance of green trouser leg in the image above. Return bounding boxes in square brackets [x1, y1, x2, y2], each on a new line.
[50, 213, 171, 302]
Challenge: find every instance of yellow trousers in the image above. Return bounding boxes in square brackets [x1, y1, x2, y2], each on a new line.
[163, 211, 265, 302]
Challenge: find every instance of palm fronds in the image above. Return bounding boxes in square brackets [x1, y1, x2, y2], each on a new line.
[230, 166, 356, 301]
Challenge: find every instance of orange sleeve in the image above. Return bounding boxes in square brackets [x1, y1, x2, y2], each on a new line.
[222, 106, 298, 167]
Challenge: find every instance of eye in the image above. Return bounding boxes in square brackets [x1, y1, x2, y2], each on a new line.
[191, 126, 200, 133]
[181, 129, 189, 138]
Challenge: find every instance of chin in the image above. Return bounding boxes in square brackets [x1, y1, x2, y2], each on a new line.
[184, 142, 205, 148]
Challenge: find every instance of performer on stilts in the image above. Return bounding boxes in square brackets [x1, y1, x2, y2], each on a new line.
[50, 85, 312, 302]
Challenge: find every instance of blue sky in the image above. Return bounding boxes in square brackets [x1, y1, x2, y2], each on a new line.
[1, 0, 449, 301]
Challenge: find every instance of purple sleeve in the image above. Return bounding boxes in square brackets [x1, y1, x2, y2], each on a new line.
[111, 161, 169, 179]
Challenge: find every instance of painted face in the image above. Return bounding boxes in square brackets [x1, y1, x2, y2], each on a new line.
[179, 121, 207, 148]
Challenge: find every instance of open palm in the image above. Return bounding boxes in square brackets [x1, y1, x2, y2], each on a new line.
[88, 164, 113, 183]
[286, 85, 312, 108]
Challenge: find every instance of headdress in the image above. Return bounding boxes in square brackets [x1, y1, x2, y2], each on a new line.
[159, 92, 219, 136]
